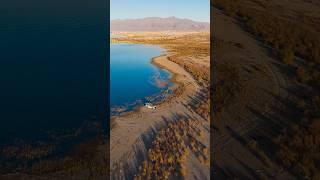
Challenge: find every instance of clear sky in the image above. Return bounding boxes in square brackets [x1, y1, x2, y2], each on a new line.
[111, 0, 210, 22]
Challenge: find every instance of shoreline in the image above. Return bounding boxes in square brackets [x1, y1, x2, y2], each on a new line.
[151, 54, 178, 85]
[109, 46, 201, 159]
[110, 45, 182, 119]
[110, 54, 187, 124]
[110, 33, 209, 179]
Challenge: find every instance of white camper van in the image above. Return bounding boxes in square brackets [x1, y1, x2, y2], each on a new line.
[145, 103, 157, 110]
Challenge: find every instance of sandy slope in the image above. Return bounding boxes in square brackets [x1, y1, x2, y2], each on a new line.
[110, 54, 210, 179]
[213, 9, 297, 179]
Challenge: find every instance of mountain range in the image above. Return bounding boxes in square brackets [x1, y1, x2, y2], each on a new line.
[110, 17, 210, 32]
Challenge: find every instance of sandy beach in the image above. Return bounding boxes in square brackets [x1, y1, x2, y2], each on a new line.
[110, 32, 210, 179]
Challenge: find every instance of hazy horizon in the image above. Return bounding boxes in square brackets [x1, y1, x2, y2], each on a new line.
[110, 16, 210, 32]
[111, 0, 210, 22]
[111, 16, 210, 23]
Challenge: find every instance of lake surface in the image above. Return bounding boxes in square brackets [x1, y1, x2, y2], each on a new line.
[111, 43, 172, 114]
[0, 1, 108, 142]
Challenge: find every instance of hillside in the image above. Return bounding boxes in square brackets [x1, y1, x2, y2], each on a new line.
[110, 17, 210, 32]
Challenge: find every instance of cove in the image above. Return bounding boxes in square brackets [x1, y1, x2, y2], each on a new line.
[111, 43, 172, 114]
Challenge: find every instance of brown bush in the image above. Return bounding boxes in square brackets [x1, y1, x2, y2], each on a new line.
[134, 118, 208, 179]
[281, 48, 295, 65]
[214, 1, 320, 178]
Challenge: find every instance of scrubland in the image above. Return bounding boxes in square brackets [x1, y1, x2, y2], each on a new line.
[111, 32, 210, 179]
[213, 0, 320, 179]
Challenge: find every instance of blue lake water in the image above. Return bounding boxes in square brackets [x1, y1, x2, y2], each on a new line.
[111, 43, 172, 114]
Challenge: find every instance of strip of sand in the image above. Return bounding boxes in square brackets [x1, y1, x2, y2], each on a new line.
[110, 54, 210, 179]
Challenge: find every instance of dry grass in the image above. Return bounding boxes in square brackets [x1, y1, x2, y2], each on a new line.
[134, 118, 208, 180]
[214, 1, 320, 178]
[112, 31, 210, 179]
[112, 32, 210, 87]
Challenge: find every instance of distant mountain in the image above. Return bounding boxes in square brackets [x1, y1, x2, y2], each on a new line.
[110, 17, 210, 32]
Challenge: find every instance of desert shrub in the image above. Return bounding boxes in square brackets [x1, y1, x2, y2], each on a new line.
[168, 56, 210, 85]
[215, 0, 320, 65]
[247, 140, 273, 167]
[274, 116, 320, 178]
[281, 48, 295, 65]
[213, 63, 241, 117]
[296, 66, 310, 83]
[134, 118, 209, 179]
[214, 1, 320, 178]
